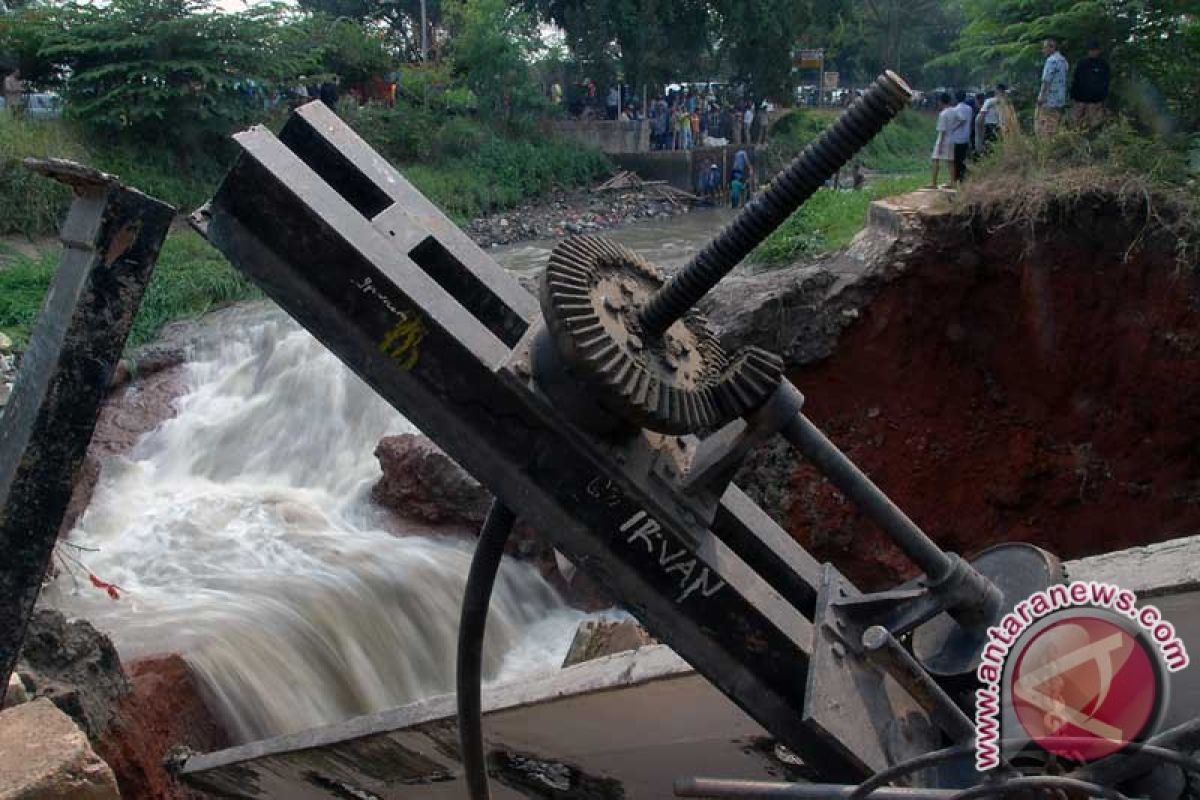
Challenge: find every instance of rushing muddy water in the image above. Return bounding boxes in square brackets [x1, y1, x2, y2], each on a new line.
[46, 211, 727, 744]
[48, 309, 586, 743]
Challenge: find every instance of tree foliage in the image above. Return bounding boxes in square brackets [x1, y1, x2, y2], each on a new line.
[530, 0, 710, 90]
[712, 0, 809, 98]
[12, 0, 391, 148]
[296, 0, 442, 62]
[443, 0, 547, 126]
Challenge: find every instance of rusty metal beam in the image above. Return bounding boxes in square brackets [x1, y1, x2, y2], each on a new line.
[0, 159, 173, 698]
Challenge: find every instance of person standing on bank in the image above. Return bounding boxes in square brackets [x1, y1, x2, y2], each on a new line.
[1036, 37, 1069, 138]
[975, 84, 1015, 153]
[930, 93, 956, 188]
[1071, 40, 1110, 130]
[951, 91, 973, 183]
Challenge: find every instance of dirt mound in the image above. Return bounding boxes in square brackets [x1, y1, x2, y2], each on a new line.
[96, 655, 230, 800]
[730, 190, 1200, 589]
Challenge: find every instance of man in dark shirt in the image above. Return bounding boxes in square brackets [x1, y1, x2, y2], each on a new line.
[1071, 40, 1111, 129]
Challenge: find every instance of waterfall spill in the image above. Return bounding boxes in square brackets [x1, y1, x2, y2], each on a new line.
[47, 307, 586, 743]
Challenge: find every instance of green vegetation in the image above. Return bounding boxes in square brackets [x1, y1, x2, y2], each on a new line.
[0, 230, 258, 348]
[753, 175, 927, 266]
[957, 120, 1200, 267]
[750, 108, 933, 267]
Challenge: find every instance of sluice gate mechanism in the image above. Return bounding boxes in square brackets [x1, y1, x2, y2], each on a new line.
[182, 72, 1200, 799]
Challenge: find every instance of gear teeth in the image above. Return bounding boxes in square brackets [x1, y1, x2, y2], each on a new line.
[542, 235, 783, 435]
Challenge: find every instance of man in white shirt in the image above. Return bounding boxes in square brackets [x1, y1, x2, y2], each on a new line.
[950, 91, 973, 183]
[974, 84, 1011, 153]
[930, 93, 956, 188]
[742, 104, 754, 144]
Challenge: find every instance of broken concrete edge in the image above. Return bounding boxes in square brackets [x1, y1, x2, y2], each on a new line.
[180, 643, 691, 778]
[1067, 533, 1200, 598]
[23, 157, 122, 196]
[178, 531, 1200, 784]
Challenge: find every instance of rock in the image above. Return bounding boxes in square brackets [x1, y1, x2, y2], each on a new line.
[0, 698, 120, 799]
[96, 655, 231, 800]
[372, 433, 493, 526]
[16, 609, 129, 740]
[3, 673, 28, 709]
[561, 618, 656, 667]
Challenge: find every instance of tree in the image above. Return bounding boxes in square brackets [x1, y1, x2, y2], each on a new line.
[530, 0, 711, 93]
[443, 0, 545, 125]
[37, 0, 315, 148]
[296, 0, 442, 62]
[712, 0, 810, 99]
[942, 0, 1200, 129]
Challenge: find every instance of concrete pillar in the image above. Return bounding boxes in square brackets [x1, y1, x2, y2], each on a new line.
[0, 159, 174, 700]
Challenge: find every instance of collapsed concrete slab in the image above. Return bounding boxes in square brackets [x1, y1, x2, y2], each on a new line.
[178, 543, 1200, 799]
[0, 697, 121, 799]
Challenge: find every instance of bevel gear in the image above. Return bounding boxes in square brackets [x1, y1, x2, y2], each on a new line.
[538, 235, 782, 436]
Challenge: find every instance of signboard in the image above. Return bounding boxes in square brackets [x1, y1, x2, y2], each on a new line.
[794, 48, 823, 70]
[823, 71, 840, 89]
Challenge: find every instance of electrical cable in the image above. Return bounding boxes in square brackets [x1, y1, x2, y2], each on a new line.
[456, 501, 516, 800]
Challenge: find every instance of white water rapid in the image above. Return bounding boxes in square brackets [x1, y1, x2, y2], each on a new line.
[47, 306, 586, 743]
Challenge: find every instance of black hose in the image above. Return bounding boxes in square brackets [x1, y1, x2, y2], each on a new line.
[456, 501, 516, 800]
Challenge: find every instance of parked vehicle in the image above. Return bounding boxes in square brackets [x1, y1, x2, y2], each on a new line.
[0, 91, 63, 118]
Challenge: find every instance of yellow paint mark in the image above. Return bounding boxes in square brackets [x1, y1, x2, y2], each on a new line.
[378, 315, 426, 370]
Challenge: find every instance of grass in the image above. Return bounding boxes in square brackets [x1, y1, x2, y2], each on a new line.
[0, 109, 610, 352]
[752, 175, 929, 266]
[766, 108, 935, 175]
[0, 229, 258, 350]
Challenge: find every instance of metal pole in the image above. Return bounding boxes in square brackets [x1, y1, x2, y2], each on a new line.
[860, 626, 975, 744]
[420, 0, 427, 62]
[0, 159, 173, 700]
[781, 414, 953, 582]
[675, 778, 962, 799]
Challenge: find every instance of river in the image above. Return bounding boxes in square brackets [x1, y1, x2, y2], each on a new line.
[45, 209, 729, 744]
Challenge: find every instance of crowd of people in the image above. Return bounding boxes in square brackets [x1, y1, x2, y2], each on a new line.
[558, 80, 772, 152]
[645, 90, 771, 152]
[930, 38, 1112, 188]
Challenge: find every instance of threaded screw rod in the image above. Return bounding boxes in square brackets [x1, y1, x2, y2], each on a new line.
[637, 71, 914, 339]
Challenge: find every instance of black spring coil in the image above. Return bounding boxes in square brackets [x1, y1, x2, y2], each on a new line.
[636, 71, 914, 339]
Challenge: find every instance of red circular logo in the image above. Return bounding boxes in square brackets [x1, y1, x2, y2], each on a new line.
[1010, 612, 1162, 762]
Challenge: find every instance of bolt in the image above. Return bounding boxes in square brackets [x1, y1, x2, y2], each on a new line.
[831, 642, 846, 659]
[635, 71, 913, 339]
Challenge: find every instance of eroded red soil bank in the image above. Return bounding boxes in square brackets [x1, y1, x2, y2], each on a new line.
[783, 200, 1200, 588]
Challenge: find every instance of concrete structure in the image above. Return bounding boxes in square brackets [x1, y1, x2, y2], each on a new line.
[555, 119, 651, 154]
[0, 698, 120, 799]
[613, 145, 766, 193]
[181, 534, 1200, 800]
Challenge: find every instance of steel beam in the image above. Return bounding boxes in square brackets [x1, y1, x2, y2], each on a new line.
[191, 102, 899, 778]
[0, 159, 174, 698]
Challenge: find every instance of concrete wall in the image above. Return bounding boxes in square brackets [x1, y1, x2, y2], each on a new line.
[555, 120, 651, 154]
[613, 145, 765, 193]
